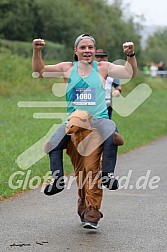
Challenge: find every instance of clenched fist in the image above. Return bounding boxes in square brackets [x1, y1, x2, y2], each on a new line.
[123, 42, 135, 55]
[112, 89, 121, 97]
[32, 38, 45, 50]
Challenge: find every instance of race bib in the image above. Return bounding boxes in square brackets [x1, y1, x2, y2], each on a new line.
[72, 88, 96, 105]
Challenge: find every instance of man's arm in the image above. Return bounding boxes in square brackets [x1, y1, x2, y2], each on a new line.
[112, 79, 121, 96]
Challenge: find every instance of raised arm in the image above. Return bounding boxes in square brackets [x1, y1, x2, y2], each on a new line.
[32, 39, 45, 76]
[107, 41, 137, 80]
[32, 38, 72, 78]
[123, 41, 137, 77]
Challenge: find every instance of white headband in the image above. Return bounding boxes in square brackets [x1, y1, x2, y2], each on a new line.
[74, 34, 96, 48]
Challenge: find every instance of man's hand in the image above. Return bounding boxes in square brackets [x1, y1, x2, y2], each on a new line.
[112, 89, 121, 97]
[32, 38, 45, 50]
[123, 42, 134, 55]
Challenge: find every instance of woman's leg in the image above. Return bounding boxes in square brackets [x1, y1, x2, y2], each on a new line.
[44, 124, 71, 195]
[90, 119, 119, 190]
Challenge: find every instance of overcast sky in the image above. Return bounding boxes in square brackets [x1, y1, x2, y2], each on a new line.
[110, 0, 167, 27]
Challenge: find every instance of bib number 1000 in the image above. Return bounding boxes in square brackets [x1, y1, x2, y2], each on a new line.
[76, 93, 92, 100]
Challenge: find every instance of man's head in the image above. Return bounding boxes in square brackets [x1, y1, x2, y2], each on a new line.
[74, 33, 96, 63]
[95, 49, 108, 62]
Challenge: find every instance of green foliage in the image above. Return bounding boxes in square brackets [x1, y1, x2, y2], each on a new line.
[0, 0, 143, 63]
[42, 40, 66, 61]
[0, 39, 33, 57]
[35, 0, 142, 60]
[0, 0, 43, 41]
[1, 0, 167, 69]
[142, 27, 167, 68]
[0, 39, 66, 60]
[0, 52, 56, 97]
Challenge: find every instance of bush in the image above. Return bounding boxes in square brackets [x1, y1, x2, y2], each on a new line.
[0, 39, 66, 60]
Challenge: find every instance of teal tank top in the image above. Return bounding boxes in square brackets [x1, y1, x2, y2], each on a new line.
[66, 60, 108, 119]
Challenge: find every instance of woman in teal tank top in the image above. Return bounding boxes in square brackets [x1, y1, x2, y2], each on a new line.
[66, 60, 108, 119]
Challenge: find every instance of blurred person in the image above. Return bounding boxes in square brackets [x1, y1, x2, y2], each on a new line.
[150, 63, 158, 78]
[158, 61, 165, 78]
[95, 49, 121, 119]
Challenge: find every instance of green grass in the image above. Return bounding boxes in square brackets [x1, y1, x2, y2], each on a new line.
[0, 52, 167, 200]
[0, 94, 72, 199]
[114, 78, 167, 153]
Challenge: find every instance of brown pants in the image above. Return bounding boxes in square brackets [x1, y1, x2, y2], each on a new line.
[66, 129, 103, 222]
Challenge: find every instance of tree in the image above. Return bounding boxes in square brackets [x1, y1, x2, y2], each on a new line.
[0, 0, 142, 63]
[0, 0, 43, 41]
[143, 28, 167, 68]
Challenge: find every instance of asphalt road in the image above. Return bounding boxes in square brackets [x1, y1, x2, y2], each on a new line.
[0, 136, 167, 252]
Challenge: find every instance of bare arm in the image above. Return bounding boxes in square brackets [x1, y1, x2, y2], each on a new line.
[32, 39, 72, 78]
[123, 41, 137, 77]
[112, 80, 121, 96]
[32, 39, 45, 76]
[108, 42, 137, 79]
